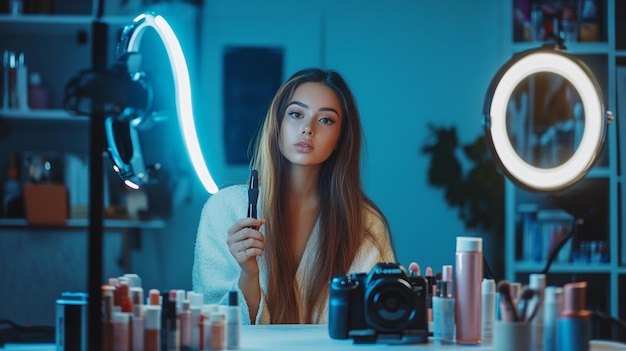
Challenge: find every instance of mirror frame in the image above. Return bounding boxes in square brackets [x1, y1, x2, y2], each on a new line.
[483, 47, 608, 193]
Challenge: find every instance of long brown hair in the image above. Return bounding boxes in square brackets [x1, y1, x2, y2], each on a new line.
[251, 68, 391, 323]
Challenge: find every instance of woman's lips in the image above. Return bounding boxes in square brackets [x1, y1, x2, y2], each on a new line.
[295, 141, 313, 152]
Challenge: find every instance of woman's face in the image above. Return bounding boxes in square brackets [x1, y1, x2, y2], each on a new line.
[279, 82, 343, 168]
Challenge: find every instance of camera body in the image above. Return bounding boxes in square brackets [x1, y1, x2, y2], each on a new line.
[328, 262, 429, 344]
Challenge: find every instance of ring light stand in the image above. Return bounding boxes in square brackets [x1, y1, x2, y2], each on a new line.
[63, 8, 218, 349]
[482, 43, 613, 274]
[483, 42, 625, 338]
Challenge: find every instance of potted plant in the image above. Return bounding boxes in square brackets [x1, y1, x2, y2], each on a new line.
[421, 123, 505, 279]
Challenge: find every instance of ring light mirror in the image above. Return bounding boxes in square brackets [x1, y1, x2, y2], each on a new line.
[114, 12, 219, 194]
[483, 47, 612, 192]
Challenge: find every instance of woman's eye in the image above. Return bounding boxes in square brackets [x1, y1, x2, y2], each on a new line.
[288, 111, 302, 119]
[319, 117, 335, 125]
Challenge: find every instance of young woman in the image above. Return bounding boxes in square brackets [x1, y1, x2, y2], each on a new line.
[192, 68, 395, 324]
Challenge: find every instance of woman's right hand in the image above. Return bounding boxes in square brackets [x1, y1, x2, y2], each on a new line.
[226, 217, 266, 276]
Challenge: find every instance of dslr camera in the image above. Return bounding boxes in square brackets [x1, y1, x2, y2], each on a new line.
[328, 262, 429, 344]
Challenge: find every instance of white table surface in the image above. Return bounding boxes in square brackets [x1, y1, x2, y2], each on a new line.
[2, 324, 626, 350]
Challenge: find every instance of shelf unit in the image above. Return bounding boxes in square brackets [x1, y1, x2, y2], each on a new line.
[504, 0, 625, 326]
[0, 8, 158, 226]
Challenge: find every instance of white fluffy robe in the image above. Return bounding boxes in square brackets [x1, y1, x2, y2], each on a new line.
[191, 184, 395, 324]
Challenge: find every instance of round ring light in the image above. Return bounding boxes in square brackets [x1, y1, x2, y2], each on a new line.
[120, 12, 219, 194]
[483, 47, 609, 192]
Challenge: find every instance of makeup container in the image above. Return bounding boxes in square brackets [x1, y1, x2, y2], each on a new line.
[144, 305, 161, 351]
[425, 266, 435, 325]
[117, 280, 134, 351]
[454, 236, 483, 344]
[432, 277, 455, 344]
[201, 304, 220, 350]
[209, 312, 225, 350]
[162, 291, 180, 351]
[102, 286, 115, 351]
[124, 273, 142, 289]
[493, 321, 531, 351]
[176, 289, 186, 313]
[481, 278, 496, 342]
[543, 286, 564, 351]
[131, 287, 144, 351]
[225, 291, 241, 349]
[528, 273, 546, 351]
[557, 282, 591, 351]
[188, 292, 204, 351]
[15, 53, 27, 110]
[112, 311, 131, 351]
[181, 300, 193, 350]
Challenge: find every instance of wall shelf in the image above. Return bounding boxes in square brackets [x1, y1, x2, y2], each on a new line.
[0, 109, 85, 121]
[0, 217, 165, 229]
[511, 262, 613, 274]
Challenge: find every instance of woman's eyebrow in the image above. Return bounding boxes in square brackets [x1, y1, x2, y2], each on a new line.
[288, 101, 339, 116]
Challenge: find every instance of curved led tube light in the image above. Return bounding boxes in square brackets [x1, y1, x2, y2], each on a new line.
[483, 47, 608, 192]
[119, 12, 219, 194]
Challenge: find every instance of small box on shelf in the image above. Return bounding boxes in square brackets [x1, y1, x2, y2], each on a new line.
[23, 183, 68, 226]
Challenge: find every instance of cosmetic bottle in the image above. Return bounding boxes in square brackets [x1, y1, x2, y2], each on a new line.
[180, 300, 193, 350]
[15, 53, 28, 110]
[112, 311, 131, 351]
[201, 304, 219, 350]
[144, 305, 161, 351]
[432, 277, 455, 344]
[557, 282, 591, 351]
[225, 291, 241, 349]
[116, 280, 134, 351]
[209, 313, 225, 350]
[176, 289, 186, 314]
[543, 286, 563, 351]
[2, 50, 10, 109]
[162, 291, 180, 351]
[528, 273, 546, 351]
[28, 72, 50, 109]
[102, 285, 115, 351]
[124, 273, 142, 289]
[481, 278, 496, 342]
[131, 287, 144, 351]
[188, 292, 203, 351]
[454, 236, 483, 344]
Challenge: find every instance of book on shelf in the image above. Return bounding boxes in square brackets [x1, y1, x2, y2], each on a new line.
[518, 205, 610, 265]
[518, 205, 573, 264]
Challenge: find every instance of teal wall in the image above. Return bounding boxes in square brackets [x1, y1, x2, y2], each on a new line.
[134, 0, 509, 294]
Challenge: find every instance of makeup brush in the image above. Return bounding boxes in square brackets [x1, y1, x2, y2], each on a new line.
[497, 280, 519, 322]
[516, 286, 536, 322]
[526, 293, 544, 323]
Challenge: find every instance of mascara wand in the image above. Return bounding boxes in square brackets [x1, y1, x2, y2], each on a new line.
[247, 170, 259, 228]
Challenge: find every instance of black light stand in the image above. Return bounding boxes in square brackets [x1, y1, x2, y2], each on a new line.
[87, 18, 107, 351]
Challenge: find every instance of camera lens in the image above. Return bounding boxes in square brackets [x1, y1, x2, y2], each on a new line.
[365, 279, 415, 331]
